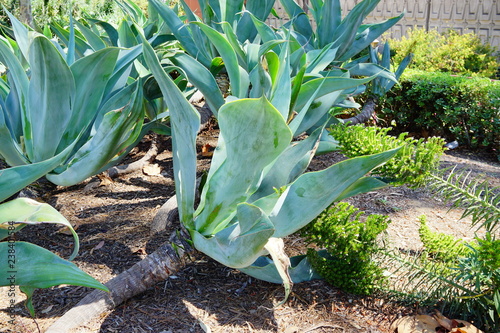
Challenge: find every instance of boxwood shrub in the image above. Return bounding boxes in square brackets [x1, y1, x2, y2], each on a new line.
[378, 70, 500, 159]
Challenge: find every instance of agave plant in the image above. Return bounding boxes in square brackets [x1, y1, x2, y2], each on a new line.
[148, 0, 398, 155]
[0, 198, 108, 316]
[280, 0, 403, 64]
[0, 11, 157, 198]
[45, 38, 400, 331]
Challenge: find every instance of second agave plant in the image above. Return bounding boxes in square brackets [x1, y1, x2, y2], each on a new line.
[0, 12, 151, 201]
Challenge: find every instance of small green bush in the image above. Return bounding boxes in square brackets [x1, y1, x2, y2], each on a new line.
[418, 215, 471, 262]
[329, 123, 445, 187]
[379, 70, 500, 158]
[389, 27, 499, 78]
[301, 202, 390, 295]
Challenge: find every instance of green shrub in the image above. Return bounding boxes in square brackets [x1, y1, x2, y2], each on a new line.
[389, 27, 499, 78]
[379, 70, 500, 158]
[301, 202, 390, 295]
[382, 170, 500, 331]
[418, 215, 471, 262]
[329, 123, 445, 187]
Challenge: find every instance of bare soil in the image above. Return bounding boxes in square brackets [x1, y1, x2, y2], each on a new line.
[1, 130, 499, 333]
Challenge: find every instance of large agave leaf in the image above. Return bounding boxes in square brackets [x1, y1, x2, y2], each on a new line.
[269, 40, 292, 119]
[0, 37, 28, 107]
[0, 145, 76, 203]
[280, 0, 313, 42]
[220, 0, 245, 24]
[251, 127, 322, 200]
[171, 53, 225, 115]
[5, 10, 31, 62]
[291, 75, 376, 135]
[192, 203, 275, 268]
[149, 0, 211, 67]
[0, 242, 108, 316]
[347, 63, 396, 82]
[178, 0, 213, 57]
[117, 0, 148, 25]
[294, 75, 374, 111]
[0, 38, 29, 154]
[221, 22, 247, 67]
[0, 98, 26, 166]
[193, 22, 250, 98]
[0, 198, 79, 259]
[57, 47, 120, 151]
[248, 60, 272, 98]
[248, 12, 281, 44]
[338, 14, 404, 62]
[238, 0, 276, 42]
[142, 38, 200, 228]
[117, 19, 139, 48]
[27, 35, 75, 162]
[330, 0, 381, 60]
[104, 44, 142, 97]
[49, 21, 94, 60]
[74, 20, 107, 51]
[305, 42, 339, 74]
[239, 252, 323, 283]
[245, 0, 276, 23]
[313, 0, 341, 49]
[87, 19, 120, 46]
[335, 176, 388, 201]
[46, 83, 144, 186]
[195, 97, 292, 235]
[268, 149, 399, 238]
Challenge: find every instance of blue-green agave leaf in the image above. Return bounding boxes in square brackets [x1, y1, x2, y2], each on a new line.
[193, 22, 249, 98]
[27, 35, 75, 162]
[171, 53, 225, 115]
[0, 241, 108, 316]
[46, 83, 144, 186]
[192, 203, 275, 268]
[143, 38, 200, 228]
[0, 198, 79, 259]
[239, 253, 322, 284]
[0, 144, 76, 203]
[269, 148, 400, 238]
[195, 97, 292, 235]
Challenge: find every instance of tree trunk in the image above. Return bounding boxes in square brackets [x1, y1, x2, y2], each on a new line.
[19, 0, 33, 27]
[106, 134, 159, 178]
[45, 228, 197, 332]
[342, 95, 379, 126]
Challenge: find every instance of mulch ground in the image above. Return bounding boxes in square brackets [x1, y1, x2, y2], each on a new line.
[1, 129, 499, 333]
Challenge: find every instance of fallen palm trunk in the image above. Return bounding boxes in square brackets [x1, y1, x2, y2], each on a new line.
[45, 225, 196, 333]
[106, 135, 160, 178]
[105, 102, 213, 179]
[342, 96, 378, 126]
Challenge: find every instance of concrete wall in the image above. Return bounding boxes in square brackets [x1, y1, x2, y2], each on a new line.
[270, 0, 500, 49]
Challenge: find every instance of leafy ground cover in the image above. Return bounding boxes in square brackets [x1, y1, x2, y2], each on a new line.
[0, 128, 499, 333]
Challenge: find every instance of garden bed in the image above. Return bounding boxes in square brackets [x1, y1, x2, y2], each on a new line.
[0, 130, 499, 333]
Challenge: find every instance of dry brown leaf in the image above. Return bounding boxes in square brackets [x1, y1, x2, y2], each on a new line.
[391, 314, 440, 332]
[143, 163, 162, 176]
[97, 173, 113, 186]
[201, 144, 214, 157]
[391, 313, 484, 333]
[450, 320, 483, 333]
[434, 310, 454, 330]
